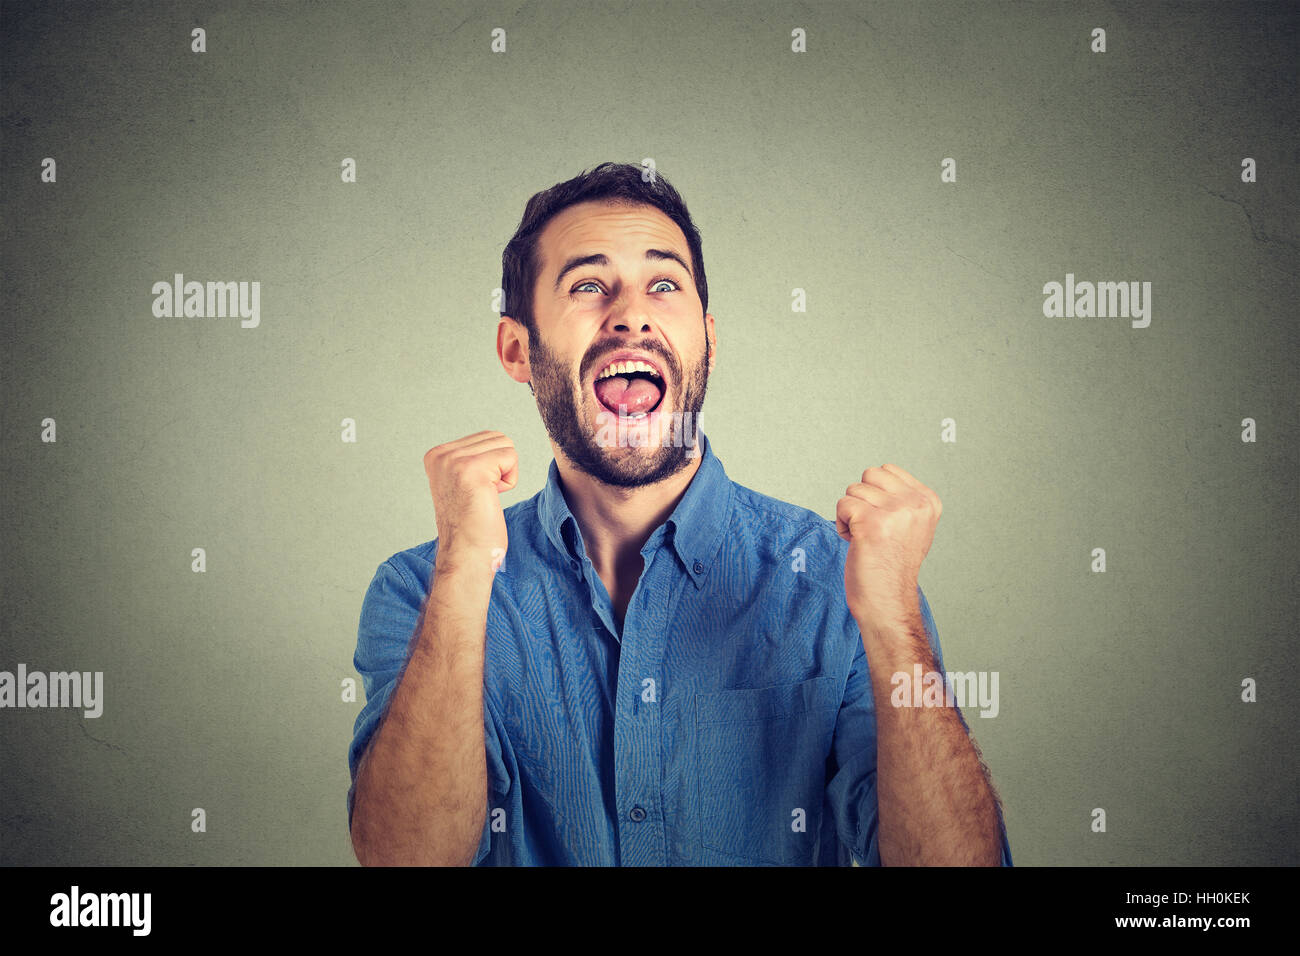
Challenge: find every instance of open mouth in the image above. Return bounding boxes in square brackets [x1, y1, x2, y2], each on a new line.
[592, 361, 666, 420]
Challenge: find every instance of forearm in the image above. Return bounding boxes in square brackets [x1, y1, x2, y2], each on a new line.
[861, 606, 1003, 866]
[351, 559, 495, 866]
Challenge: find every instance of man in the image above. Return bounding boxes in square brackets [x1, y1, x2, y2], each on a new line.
[347, 162, 1012, 866]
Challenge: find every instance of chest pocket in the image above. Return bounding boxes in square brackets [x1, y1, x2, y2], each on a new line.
[693, 676, 841, 864]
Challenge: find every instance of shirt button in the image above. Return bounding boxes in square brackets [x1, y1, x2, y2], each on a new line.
[628, 806, 647, 823]
[693, 560, 704, 574]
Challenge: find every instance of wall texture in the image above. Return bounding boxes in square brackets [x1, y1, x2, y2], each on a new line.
[1, 0, 1296, 866]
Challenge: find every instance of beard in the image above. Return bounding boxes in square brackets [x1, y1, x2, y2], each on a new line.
[528, 330, 709, 489]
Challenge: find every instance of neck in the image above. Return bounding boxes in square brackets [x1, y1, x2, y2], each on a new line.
[554, 451, 703, 576]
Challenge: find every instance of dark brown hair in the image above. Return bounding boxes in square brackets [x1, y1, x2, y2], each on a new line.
[500, 162, 708, 339]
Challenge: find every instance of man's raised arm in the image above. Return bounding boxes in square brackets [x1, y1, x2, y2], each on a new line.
[350, 432, 518, 866]
[836, 462, 1004, 865]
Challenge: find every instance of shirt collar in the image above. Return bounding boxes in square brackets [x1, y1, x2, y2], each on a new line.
[537, 431, 732, 589]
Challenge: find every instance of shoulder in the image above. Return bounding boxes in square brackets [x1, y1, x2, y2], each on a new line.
[727, 479, 850, 598]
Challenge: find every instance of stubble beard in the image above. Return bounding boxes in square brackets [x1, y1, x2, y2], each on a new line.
[529, 331, 709, 489]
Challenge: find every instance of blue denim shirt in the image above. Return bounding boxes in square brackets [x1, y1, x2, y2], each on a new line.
[349, 432, 1012, 866]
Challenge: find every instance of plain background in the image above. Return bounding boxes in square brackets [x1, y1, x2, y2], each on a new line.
[1, 0, 1296, 865]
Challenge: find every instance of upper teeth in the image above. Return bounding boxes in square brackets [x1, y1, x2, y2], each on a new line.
[596, 360, 661, 381]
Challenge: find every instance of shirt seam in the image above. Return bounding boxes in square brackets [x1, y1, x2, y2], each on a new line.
[680, 473, 735, 585]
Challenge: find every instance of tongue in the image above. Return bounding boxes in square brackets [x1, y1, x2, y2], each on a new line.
[594, 375, 662, 415]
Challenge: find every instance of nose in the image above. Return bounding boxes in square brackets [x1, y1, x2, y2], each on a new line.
[603, 288, 658, 335]
[607, 316, 653, 334]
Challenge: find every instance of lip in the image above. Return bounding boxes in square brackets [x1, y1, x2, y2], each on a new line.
[589, 349, 669, 422]
[590, 349, 669, 385]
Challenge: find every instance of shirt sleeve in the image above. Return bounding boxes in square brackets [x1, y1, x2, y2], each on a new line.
[473, 688, 511, 865]
[825, 584, 1013, 866]
[346, 551, 504, 864]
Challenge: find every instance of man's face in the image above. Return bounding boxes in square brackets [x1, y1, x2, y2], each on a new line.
[523, 200, 714, 488]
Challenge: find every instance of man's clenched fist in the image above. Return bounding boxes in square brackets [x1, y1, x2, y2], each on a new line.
[423, 431, 519, 574]
[835, 463, 942, 632]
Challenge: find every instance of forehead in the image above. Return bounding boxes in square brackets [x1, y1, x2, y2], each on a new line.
[536, 200, 688, 270]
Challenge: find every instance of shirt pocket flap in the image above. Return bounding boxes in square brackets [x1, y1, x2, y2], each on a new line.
[694, 675, 841, 725]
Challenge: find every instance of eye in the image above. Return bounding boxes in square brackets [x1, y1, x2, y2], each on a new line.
[570, 277, 681, 296]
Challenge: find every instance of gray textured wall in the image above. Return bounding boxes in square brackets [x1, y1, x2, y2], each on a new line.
[1, 0, 1296, 865]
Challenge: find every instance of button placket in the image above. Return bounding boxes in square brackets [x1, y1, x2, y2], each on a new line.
[610, 553, 669, 864]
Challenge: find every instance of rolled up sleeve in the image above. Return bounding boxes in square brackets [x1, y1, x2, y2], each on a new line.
[347, 550, 508, 867]
[826, 585, 1013, 866]
[347, 556, 425, 833]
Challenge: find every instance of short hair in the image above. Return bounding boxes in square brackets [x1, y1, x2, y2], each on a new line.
[500, 162, 708, 339]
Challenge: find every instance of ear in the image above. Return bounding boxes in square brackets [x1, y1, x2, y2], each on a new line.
[704, 312, 717, 374]
[498, 316, 531, 385]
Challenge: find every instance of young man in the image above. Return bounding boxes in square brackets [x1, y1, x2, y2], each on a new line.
[347, 162, 1012, 866]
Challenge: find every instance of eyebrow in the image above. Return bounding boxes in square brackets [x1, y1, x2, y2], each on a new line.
[552, 249, 693, 292]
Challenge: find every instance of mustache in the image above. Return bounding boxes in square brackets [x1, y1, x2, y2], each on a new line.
[582, 343, 677, 381]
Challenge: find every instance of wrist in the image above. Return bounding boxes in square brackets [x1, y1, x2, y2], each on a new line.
[434, 543, 502, 581]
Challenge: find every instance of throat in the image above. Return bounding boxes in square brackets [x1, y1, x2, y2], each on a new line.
[597, 554, 644, 628]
